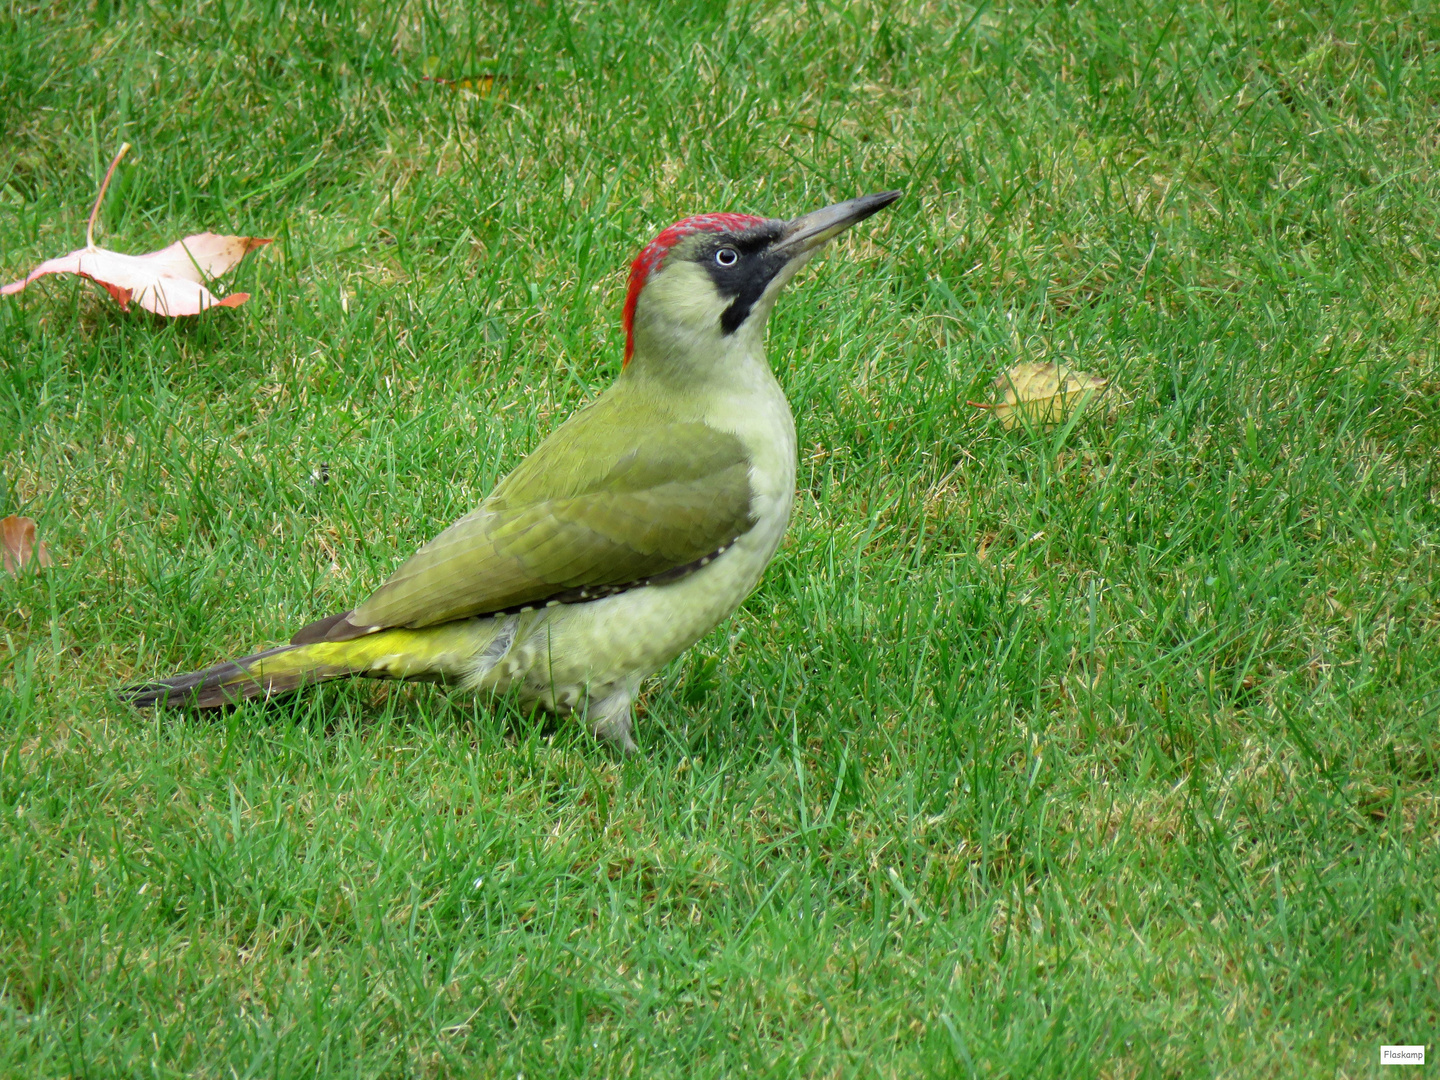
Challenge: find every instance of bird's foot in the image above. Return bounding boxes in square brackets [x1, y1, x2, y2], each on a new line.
[584, 684, 639, 755]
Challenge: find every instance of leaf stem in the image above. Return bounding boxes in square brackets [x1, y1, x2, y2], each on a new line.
[86, 143, 130, 249]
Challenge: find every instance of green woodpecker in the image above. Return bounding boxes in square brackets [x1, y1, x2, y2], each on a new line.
[123, 190, 902, 752]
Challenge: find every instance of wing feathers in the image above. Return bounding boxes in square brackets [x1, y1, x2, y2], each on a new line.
[328, 412, 756, 637]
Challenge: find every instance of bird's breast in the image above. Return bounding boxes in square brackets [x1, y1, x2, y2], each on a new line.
[489, 364, 798, 701]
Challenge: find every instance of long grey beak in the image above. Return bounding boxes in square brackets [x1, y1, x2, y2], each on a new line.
[778, 190, 903, 256]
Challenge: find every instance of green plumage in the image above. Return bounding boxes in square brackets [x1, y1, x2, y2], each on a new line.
[297, 389, 756, 642]
[119, 190, 899, 752]
[121, 620, 518, 708]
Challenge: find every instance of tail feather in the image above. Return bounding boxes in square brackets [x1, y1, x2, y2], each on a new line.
[120, 643, 358, 709]
[118, 617, 517, 710]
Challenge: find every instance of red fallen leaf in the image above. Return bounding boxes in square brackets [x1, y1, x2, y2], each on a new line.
[1, 516, 53, 574]
[3, 232, 273, 316]
[1, 144, 270, 317]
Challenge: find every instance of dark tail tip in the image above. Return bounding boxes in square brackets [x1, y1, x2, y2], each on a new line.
[118, 646, 295, 710]
[117, 682, 174, 708]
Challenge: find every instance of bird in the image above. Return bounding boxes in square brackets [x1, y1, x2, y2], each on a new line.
[122, 190, 902, 752]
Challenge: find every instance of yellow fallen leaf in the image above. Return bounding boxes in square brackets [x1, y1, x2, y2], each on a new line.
[969, 361, 1111, 431]
[1, 515, 53, 574]
[421, 58, 504, 97]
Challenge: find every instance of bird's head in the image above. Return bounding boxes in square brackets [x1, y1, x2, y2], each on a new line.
[622, 190, 902, 377]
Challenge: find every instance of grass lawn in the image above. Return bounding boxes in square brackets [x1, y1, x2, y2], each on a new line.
[2, 0, 1438, 1075]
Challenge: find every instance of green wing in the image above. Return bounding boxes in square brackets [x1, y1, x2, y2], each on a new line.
[298, 394, 756, 642]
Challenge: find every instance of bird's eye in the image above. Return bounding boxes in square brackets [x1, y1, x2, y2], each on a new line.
[715, 248, 738, 267]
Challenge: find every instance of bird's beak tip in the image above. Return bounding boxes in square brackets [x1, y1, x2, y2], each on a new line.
[781, 190, 903, 255]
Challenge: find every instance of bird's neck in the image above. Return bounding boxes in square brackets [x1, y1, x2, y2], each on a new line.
[625, 323, 779, 409]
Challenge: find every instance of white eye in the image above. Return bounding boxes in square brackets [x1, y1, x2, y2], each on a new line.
[715, 248, 738, 267]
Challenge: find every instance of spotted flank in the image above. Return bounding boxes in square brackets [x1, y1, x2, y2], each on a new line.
[494, 538, 738, 617]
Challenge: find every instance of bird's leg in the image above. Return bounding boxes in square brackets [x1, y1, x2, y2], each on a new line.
[584, 680, 640, 755]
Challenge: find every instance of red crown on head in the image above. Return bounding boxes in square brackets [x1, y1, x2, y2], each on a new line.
[622, 213, 766, 366]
